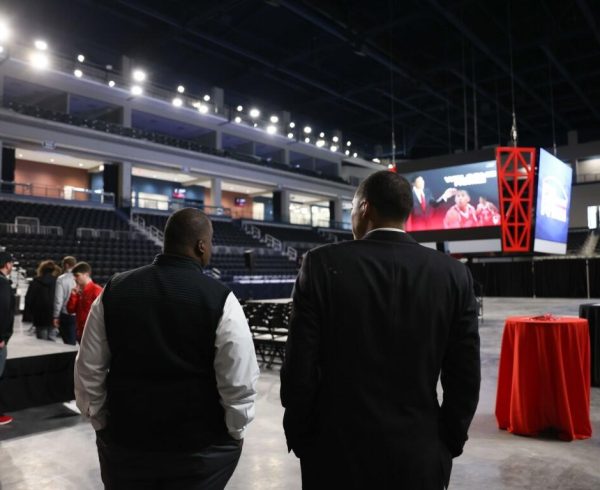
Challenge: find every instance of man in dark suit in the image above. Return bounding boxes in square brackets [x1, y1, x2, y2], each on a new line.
[411, 175, 456, 230]
[281, 171, 480, 489]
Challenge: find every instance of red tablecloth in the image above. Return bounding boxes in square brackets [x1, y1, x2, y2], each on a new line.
[495, 316, 592, 441]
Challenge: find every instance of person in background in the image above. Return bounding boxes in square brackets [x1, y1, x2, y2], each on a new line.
[75, 208, 259, 489]
[67, 262, 102, 343]
[476, 196, 500, 227]
[0, 251, 16, 425]
[281, 171, 480, 489]
[53, 256, 77, 345]
[24, 260, 60, 341]
[411, 175, 456, 230]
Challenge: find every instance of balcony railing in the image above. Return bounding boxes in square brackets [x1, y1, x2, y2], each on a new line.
[0, 180, 115, 205]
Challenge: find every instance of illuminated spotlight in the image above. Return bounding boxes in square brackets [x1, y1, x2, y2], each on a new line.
[34, 39, 48, 50]
[50, 158, 55, 162]
[316, 139, 325, 148]
[236, 105, 243, 112]
[388, 163, 395, 169]
[353, 152, 358, 158]
[172, 97, 183, 107]
[198, 104, 209, 114]
[30, 51, 49, 70]
[78, 162, 83, 167]
[304, 137, 310, 143]
[18, 153, 23, 157]
[253, 123, 258, 128]
[266, 125, 277, 135]
[234, 116, 242, 124]
[345, 150, 350, 156]
[287, 132, 294, 139]
[74, 69, 83, 78]
[108, 80, 115, 87]
[77, 54, 85, 63]
[203, 94, 211, 102]
[270, 115, 279, 123]
[0, 20, 10, 42]
[289, 122, 296, 128]
[132, 69, 146, 82]
[303, 126, 312, 134]
[319, 132, 325, 138]
[332, 136, 339, 143]
[177, 85, 185, 93]
[249, 108, 260, 118]
[130, 85, 143, 96]
[99, 164, 104, 171]
[330, 145, 338, 152]
[346, 140, 352, 146]
[372, 158, 381, 163]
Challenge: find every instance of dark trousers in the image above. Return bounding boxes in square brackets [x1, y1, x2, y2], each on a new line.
[58, 313, 76, 345]
[96, 430, 242, 490]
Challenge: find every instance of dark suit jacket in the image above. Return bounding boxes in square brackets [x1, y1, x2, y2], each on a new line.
[281, 230, 480, 489]
[412, 187, 437, 218]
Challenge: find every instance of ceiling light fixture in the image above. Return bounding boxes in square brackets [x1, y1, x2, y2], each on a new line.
[34, 39, 47, 50]
[177, 85, 185, 93]
[30, 51, 49, 69]
[266, 125, 277, 135]
[270, 115, 279, 123]
[236, 105, 243, 112]
[249, 108, 260, 118]
[73, 69, 83, 78]
[77, 54, 85, 63]
[130, 85, 143, 96]
[132, 69, 146, 82]
[172, 97, 183, 107]
[203, 94, 211, 102]
[303, 126, 312, 134]
[108, 80, 115, 87]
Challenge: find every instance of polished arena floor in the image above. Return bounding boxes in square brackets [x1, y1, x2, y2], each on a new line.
[1, 297, 599, 489]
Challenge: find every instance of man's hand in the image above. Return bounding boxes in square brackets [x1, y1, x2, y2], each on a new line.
[0, 340, 5, 349]
[53, 318, 60, 328]
[441, 188, 457, 201]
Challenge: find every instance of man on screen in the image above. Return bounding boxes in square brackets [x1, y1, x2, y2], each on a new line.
[411, 175, 456, 230]
[476, 197, 500, 227]
[443, 189, 478, 229]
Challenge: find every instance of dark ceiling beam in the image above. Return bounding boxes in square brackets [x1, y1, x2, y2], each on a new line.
[276, 0, 503, 137]
[575, 0, 600, 49]
[425, 0, 571, 130]
[541, 46, 600, 124]
[111, 0, 392, 122]
[446, 68, 541, 137]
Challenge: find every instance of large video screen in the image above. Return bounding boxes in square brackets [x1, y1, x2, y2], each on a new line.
[401, 160, 500, 232]
[533, 149, 573, 254]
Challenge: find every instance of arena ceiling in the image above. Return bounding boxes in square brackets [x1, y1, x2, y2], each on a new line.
[3, 0, 600, 159]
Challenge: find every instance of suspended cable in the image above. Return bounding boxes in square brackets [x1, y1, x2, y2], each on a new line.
[547, 60, 557, 155]
[462, 35, 469, 151]
[471, 45, 478, 150]
[507, 0, 518, 146]
[388, 0, 396, 164]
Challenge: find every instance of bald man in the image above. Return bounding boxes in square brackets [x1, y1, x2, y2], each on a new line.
[75, 208, 259, 490]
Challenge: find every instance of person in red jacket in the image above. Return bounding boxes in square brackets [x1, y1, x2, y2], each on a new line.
[67, 262, 103, 342]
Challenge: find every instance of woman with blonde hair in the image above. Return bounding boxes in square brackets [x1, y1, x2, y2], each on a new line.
[24, 260, 60, 340]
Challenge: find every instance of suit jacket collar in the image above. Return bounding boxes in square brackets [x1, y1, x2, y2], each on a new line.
[153, 253, 205, 272]
[363, 229, 417, 244]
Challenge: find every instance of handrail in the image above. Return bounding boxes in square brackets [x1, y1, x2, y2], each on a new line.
[0, 179, 115, 205]
[264, 234, 283, 252]
[287, 247, 298, 262]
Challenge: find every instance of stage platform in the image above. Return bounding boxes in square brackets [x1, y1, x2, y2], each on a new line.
[0, 316, 78, 412]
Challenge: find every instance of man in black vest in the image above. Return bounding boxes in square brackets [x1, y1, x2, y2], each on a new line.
[281, 171, 480, 489]
[0, 251, 16, 425]
[75, 208, 259, 490]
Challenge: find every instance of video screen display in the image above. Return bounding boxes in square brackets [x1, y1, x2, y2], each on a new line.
[533, 149, 573, 254]
[401, 160, 500, 232]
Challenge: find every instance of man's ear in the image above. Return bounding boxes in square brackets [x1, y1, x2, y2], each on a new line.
[196, 239, 206, 258]
[361, 200, 372, 220]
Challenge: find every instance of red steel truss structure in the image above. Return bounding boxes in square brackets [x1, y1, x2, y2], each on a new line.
[496, 147, 537, 253]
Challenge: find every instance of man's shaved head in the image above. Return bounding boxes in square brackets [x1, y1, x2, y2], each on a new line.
[164, 208, 213, 265]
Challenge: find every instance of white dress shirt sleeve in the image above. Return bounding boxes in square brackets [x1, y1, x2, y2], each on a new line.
[214, 292, 260, 440]
[74, 291, 111, 431]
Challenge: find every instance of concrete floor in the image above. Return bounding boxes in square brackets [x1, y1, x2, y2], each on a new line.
[0, 297, 599, 489]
